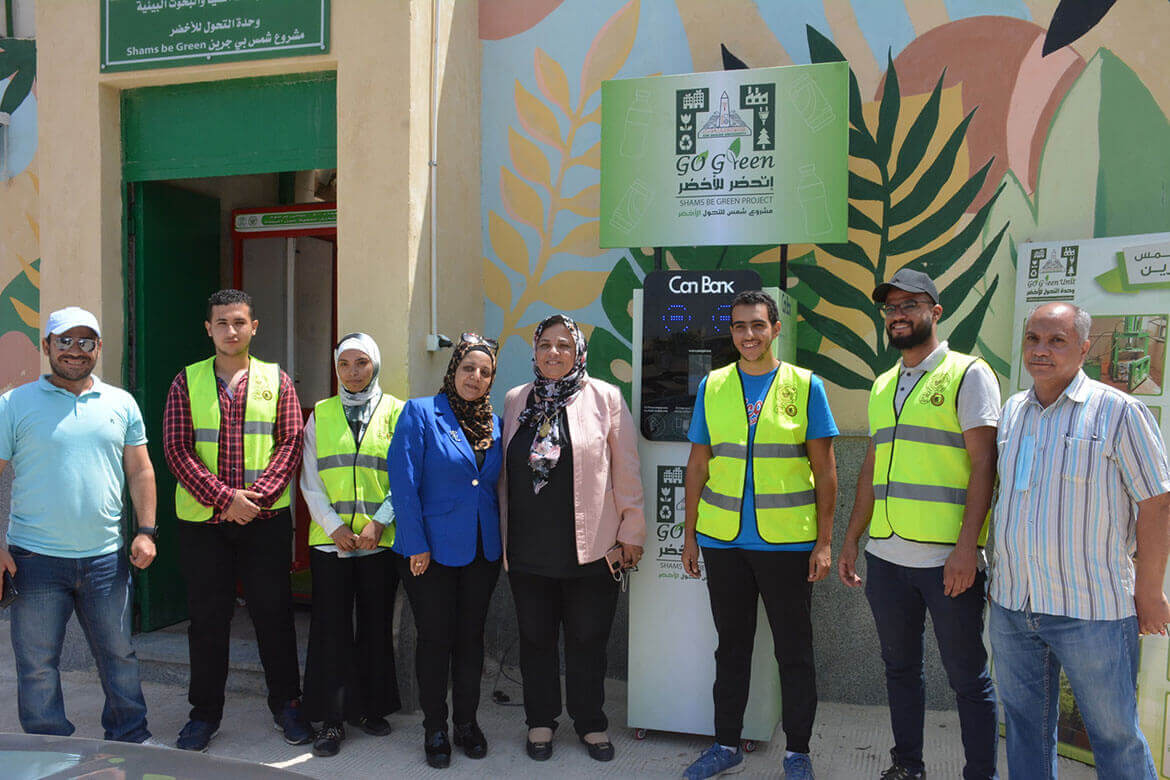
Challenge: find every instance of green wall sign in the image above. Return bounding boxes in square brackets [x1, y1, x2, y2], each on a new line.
[600, 63, 848, 247]
[101, 0, 329, 73]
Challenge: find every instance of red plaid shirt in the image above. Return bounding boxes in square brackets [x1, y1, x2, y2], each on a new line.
[162, 363, 304, 523]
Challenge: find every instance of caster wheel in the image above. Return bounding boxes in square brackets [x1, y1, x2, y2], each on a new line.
[634, 728, 647, 740]
[741, 739, 757, 753]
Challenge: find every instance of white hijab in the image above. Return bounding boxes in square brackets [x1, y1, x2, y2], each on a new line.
[334, 333, 382, 422]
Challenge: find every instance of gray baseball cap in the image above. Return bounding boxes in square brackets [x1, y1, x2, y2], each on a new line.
[872, 268, 939, 304]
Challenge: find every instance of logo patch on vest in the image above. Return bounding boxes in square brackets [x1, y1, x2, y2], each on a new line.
[251, 370, 275, 401]
[776, 382, 799, 418]
[918, 369, 951, 407]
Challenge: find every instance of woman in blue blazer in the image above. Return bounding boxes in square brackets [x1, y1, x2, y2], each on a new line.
[388, 334, 502, 769]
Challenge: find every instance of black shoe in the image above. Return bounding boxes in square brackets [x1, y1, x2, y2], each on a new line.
[880, 762, 926, 779]
[425, 730, 451, 769]
[347, 715, 392, 737]
[579, 733, 615, 762]
[312, 722, 345, 757]
[453, 722, 488, 759]
[526, 735, 553, 761]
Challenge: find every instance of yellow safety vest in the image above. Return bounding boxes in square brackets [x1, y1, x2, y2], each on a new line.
[697, 362, 818, 544]
[308, 393, 403, 548]
[868, 350, 989, 545]
[175, 356, 290, 522]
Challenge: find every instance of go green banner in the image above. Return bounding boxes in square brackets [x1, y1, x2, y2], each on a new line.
[600, 63, 849, 248]
[101, 0, 328, 73]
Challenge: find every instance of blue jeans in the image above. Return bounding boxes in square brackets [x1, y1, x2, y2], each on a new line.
[864, 553, 998, 779]
[989, 601, 1155, 780]
[8, 545, 150, 742]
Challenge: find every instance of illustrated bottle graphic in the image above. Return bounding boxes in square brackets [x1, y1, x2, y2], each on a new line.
[788, 74, 834, 132]
[620, 89, 652, 159]
[797, 164, 832, 236]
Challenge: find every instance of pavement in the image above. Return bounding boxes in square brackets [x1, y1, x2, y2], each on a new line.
[0, 618, 1097, 778]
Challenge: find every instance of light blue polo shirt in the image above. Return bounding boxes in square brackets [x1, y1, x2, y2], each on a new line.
[0, 375, 147, 558]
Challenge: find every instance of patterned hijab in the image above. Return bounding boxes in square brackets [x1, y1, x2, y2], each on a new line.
[439, 336, 498, 451]
[516, 314, 588, 493]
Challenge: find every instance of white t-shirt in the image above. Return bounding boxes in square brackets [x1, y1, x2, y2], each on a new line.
[865, 342, 1000, 569]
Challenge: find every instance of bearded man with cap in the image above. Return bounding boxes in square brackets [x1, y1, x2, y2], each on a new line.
[0, 306, 158, 743]
[838, 269, 1001, 780]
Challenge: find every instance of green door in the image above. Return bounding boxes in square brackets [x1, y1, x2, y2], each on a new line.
[127, 181, 221, 631]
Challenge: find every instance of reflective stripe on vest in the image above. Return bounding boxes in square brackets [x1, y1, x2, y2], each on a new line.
[175, 356, 290, 522]
[307, 393, 404, 548]
[867, 350, 989, 546]
[697, 362, 817, 544]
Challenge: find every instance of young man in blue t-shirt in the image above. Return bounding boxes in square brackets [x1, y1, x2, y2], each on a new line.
[681, 290, 838, 780]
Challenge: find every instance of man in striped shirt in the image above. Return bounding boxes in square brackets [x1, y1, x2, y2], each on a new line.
[990, 302, 1170, 779]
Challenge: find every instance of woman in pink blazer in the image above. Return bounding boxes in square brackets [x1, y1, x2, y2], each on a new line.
[499, 314, 645, 764]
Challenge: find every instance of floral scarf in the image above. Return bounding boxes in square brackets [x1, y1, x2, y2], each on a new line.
[516, 314, 588, 493]
[440, 339, 497, 451]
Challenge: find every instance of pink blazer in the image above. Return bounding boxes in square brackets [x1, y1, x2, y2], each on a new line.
[499, 376, 646, 569]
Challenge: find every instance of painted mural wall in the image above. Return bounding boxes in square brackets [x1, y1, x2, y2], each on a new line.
[480, 0, 1170, 432]
[0, 36, 38, 392]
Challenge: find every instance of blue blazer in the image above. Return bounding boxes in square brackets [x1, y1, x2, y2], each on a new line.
[388, 393, 503, 567]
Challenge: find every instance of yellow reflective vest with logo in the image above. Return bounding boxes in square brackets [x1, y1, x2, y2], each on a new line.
[175, 356, 290, 522]
[697, 362, 818, 544]
[868, 350, 988, 545]
[308, 393, 403, 548]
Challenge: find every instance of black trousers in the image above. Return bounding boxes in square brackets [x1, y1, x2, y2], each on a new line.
[508, 568, 619, 736]
[302, 548, 403, 724]
[396, 550, 500, 733]
[702, 546, 816, 753]
[176, 510, 301, 723]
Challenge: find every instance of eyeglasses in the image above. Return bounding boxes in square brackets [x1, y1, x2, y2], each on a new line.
[878, 300, 933, 317]
[461, 332, 499, 353]
[51, 335, 98, 353]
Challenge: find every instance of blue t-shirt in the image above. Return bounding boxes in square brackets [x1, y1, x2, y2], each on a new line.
[688, 365, 838, 551]
[0, 376, 147, 558]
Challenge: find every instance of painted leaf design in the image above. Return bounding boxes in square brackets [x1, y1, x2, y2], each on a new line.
[514, 80, 564, 151]
[500, 168, 545, 230]
[537, 270, 608, 311]
[488, 211, 530, 275]
[569, 142, 601, 170]
[483, 258, 513, 311]
[579, 0, 640, 107]
[586, 326, 633, 403]
[534, 47, 572, 117]
[552, 221, 604, 257]
[601, 256, 640, 341]
[509, 127, 551, 188]
[946, 276, 1000, 354]
[10, 297, 36, 329]
[562, 184, 600, 217]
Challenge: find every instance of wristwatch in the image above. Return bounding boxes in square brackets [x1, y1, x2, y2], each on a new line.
[136, 526, 159, 540]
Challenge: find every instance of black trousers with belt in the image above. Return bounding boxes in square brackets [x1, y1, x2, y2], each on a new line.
[396, 548, 500, 734]
[176, 510, 302, 723]
[508, 567, 620, 736]
[702, 545, 817, 753]
[302, 547, 403, 724]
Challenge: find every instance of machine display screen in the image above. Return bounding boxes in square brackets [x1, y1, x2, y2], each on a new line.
[640, 269, 763, 441]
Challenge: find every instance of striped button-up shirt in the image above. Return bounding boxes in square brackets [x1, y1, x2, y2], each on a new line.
[990, 370, 1170, 620]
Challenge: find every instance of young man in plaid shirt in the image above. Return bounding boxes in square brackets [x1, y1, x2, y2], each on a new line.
[163, 289, 308, 751]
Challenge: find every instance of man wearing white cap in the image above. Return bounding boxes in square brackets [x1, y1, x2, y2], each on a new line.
[0, 306, 159, 743]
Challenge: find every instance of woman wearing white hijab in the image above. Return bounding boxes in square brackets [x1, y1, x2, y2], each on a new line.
[300, 333, 405, 757]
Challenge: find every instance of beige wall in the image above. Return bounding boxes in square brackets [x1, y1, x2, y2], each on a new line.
[34, 0, 480, 397]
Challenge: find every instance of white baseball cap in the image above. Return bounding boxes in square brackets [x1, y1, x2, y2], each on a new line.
[44, 306, 102, 339]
